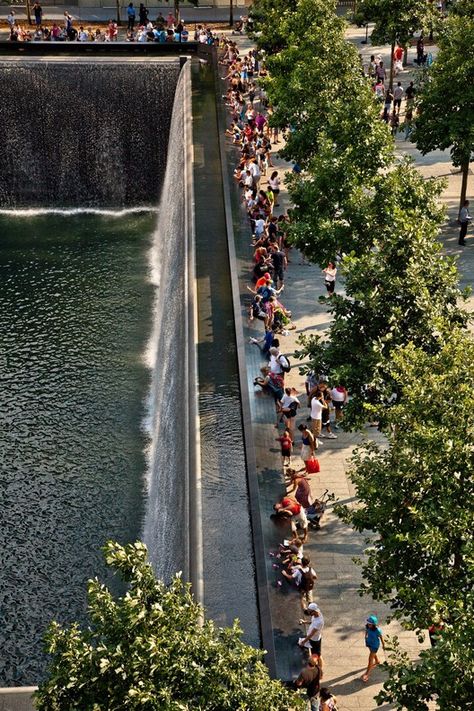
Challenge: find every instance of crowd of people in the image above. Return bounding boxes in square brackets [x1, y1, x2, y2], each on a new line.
[4, 4, 216, 44]
[219, 33, 389, 710]
[366, 47, 420, 138]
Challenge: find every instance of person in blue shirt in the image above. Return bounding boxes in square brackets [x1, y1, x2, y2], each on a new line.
[127, 3, 136, 31]
[362, 615, 385, 682]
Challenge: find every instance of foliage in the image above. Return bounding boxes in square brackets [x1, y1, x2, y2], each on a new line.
[294, 162, 468, 428]
[338, 330, 474, 708]
[36, 541, 301, 711]
[412, 14, 474, 179]
[379, 613, 474, 711]
[356, 0, 433, 46]
[248, 0, 298, 54]
[263, 0, 392, 169]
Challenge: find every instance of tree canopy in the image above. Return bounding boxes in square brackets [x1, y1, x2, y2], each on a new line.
[412, 12, 474, 207]
[36, 542, 301, 711]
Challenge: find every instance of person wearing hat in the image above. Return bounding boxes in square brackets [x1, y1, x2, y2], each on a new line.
[362, 615, 385, 682]
[298, 603, 325, 662]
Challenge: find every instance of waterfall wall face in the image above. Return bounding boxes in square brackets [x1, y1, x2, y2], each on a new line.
[0, 58, 192, 684]
[142, 64, 190, 581]
[0, 60, 180, 207]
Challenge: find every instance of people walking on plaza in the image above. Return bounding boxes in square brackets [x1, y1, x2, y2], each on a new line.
[362, 615, 385, 682]
[310, 390, 324, 443]
[330, 384, 347, 428]
[458, 200, 471, 246]
[393, 82, 404, 114]
[322, 262, 337, 296]
[7, 10, 15, 29]
[127, 3, 136, 31]
[295, 655, 321, 711]
[405, 81, 416, 108]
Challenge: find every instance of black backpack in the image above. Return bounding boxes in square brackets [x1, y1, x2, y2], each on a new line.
[278, 354, 291, 373]
[299, 568, 315, 592]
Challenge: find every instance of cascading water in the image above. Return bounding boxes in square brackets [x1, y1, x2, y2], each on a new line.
[0, 60, 180, 207]
[0, 58, 187, 684]
[142, 67, 188, 580]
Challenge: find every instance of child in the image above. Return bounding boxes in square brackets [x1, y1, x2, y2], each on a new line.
[276, 428, 292, 466]
[362, 615, 385, 682]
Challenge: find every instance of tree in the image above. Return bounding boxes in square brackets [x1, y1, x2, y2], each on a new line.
[357, 0, 433, 88]
[412, 14, 474, 211]
[338, 329, 474, 708]
[36, 542, 301, 711]
[294, 162, 468, 428]
[248, 0, 298, 54]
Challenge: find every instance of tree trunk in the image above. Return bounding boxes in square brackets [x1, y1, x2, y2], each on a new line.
[174, 0, 179, 22]
[389, 40, 395, 92]
[459, 161, 470, 217]
[403, 45, 408, 66]
[116, 0, 121, 25]
[229, 0, 234, 28]
[26, 0, 32, 25]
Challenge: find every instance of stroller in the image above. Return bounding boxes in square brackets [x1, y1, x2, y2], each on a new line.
[306, 489, 332, 530]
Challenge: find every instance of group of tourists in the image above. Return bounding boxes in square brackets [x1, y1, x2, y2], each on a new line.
[5, 4, 216, 45]
[219, 34, 389, 710]
[366, 49, 419, 138]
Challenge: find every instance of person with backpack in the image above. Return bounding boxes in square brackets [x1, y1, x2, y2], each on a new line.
[282, 555, 317, 609]
[362, 614, 385, 682]
[277, 387, 299, 438]
[295, 655, 321, 711]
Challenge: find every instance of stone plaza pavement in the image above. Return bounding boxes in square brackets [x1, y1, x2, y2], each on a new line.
[229, 24, 472, 710]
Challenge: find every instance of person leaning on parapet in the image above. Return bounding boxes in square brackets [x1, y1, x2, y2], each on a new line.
[299, 603, 325, 668]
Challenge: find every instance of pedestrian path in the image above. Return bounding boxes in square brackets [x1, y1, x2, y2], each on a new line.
[221, 25, 469, 709]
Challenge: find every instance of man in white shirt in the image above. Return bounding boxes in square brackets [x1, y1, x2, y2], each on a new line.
[459, 200, 471, 246]
[278, 387, 300, 438]
[310, 391, 324, 443]
[299, 602, 325, 658]
[393, 82, 404, 114]
[248, 158, 261, 188]
[7, 10, 15, 29]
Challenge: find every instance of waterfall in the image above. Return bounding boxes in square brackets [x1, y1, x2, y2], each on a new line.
[143, 65, 189, 580]
[0, 60, 180, 207]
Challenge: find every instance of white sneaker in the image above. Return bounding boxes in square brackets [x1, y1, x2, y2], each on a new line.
[316, 439, 324, 446]
[327, 433, 338, 439]
[319, 433, 326, 438]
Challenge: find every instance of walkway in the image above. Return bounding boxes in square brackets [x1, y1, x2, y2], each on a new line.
[224, 25, 471, 710]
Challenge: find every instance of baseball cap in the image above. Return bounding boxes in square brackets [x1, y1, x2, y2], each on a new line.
[307, 603, 319, 612]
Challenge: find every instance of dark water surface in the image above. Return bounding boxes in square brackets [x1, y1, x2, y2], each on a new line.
[0, 212, 155, 684]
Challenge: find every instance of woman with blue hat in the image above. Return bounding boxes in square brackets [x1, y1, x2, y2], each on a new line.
[362, 615, 385, 682]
